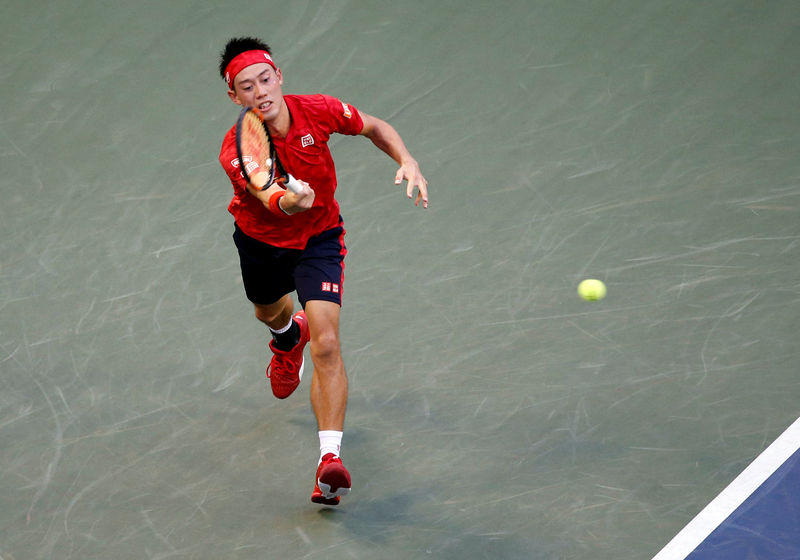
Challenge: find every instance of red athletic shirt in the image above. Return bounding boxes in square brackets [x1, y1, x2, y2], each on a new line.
[219, 94, 364, 249]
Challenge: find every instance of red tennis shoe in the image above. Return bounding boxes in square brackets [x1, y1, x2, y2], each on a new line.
[311, 453, 351, 506]
[267, 311, 309, 399]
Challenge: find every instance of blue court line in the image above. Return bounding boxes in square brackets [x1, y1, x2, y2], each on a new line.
[653, 417, 800, 560]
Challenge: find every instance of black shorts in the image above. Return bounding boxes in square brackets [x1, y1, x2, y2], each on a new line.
[232, 222, 347, 308]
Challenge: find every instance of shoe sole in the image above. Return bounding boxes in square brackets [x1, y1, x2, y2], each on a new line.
[312, 461, 351, 505]
[316, 464, 351, 502]
[311, 494, 341, 506]
[317, 480, 350, 500]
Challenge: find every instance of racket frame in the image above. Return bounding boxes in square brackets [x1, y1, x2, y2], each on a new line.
[234, 107, 302, 194]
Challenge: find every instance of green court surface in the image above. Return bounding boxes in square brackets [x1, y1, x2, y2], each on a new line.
[1, 1, 798, 559]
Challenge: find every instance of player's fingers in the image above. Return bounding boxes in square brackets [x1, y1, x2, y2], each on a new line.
[407, 178, 429, 208]
[416, 181, 429, 208]
[394, 168, 405, 187]
[300, 184, 315, 206]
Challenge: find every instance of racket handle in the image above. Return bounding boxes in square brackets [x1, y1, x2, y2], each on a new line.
[284, 174, 303, 194]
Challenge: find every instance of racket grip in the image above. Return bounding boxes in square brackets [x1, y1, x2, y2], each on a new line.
[284, 174, 303, 194]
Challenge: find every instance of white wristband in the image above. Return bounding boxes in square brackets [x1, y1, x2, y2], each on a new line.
[277, 194, 292, 215]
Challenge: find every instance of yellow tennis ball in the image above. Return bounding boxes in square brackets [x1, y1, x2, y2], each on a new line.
[578, 279, 606, 301]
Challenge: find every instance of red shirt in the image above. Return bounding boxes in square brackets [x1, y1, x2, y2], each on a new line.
[219, 94, 364, 249]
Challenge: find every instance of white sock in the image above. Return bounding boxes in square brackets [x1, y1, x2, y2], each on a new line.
[269, 317, 294, 335]
[319, 430, 343, 463]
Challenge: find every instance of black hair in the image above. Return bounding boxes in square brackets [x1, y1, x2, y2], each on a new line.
[218, 37, 272, 81]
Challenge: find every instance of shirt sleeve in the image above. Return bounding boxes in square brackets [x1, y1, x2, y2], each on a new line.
[219, 128, 248, 195]
[321, 94, 364, 136]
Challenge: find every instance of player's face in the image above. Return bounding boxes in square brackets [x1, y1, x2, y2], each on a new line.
[229, 63, 284, 121]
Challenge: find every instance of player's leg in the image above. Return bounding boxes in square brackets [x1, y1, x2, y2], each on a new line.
[232, 225, 307, 399]
[305, 299, 348, 432]
[305, 299, 351, 505]
[253, 295, 310, 399]
[293, 223, 351, 504]
[254, 294, 306, 352]
[253, 294, 293, 330]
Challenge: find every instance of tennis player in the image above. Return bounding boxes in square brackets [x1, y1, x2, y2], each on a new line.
[217, 37, 428, 505]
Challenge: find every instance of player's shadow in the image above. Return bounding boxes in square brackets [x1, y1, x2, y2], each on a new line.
[315, 490, 546, 557]
[316, 487, 432, 545]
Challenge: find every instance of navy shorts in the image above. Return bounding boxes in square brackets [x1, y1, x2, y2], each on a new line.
[233, 222, 347, 308]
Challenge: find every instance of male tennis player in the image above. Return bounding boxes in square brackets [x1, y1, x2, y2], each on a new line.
[217, 37, 428, 505]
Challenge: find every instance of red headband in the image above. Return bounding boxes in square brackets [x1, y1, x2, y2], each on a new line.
[224, 50, 277, 89]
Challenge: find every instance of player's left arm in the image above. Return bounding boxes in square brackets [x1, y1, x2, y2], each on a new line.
[358, 111, 428, 208]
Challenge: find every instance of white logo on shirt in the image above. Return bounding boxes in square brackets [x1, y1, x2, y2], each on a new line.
[301, 134, 315, 147]
[231, 155, 253, 168]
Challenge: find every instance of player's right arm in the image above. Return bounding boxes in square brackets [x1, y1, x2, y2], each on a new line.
[221, 132, 313, 215]
[246, 179, 315, 215]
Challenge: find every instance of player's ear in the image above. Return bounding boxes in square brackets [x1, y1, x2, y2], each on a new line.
[227, 88, 242, 106]
[276, 67, 283, 85]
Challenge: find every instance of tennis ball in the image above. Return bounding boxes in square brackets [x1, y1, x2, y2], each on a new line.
[578, 279, 606, 301]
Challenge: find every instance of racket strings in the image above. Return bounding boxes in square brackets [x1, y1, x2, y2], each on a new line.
[242, 113, 271, 166]
[239, 111, 277, 187]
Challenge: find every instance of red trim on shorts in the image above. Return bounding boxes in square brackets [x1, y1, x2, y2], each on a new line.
[338, 224, 347, 299]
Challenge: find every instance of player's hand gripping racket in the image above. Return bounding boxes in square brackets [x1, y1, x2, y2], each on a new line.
[234, 107, 303, 194]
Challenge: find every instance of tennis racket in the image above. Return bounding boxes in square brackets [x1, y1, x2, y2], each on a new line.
[234, 107, 303, 194]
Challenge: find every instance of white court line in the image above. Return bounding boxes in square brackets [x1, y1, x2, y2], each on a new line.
[652, 417, 800, 560]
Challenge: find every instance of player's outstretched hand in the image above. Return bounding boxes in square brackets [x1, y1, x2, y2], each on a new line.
[395, 159, 428, 208]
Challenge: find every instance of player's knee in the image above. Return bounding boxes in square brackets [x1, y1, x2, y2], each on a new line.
[311, 330, 341, 362]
